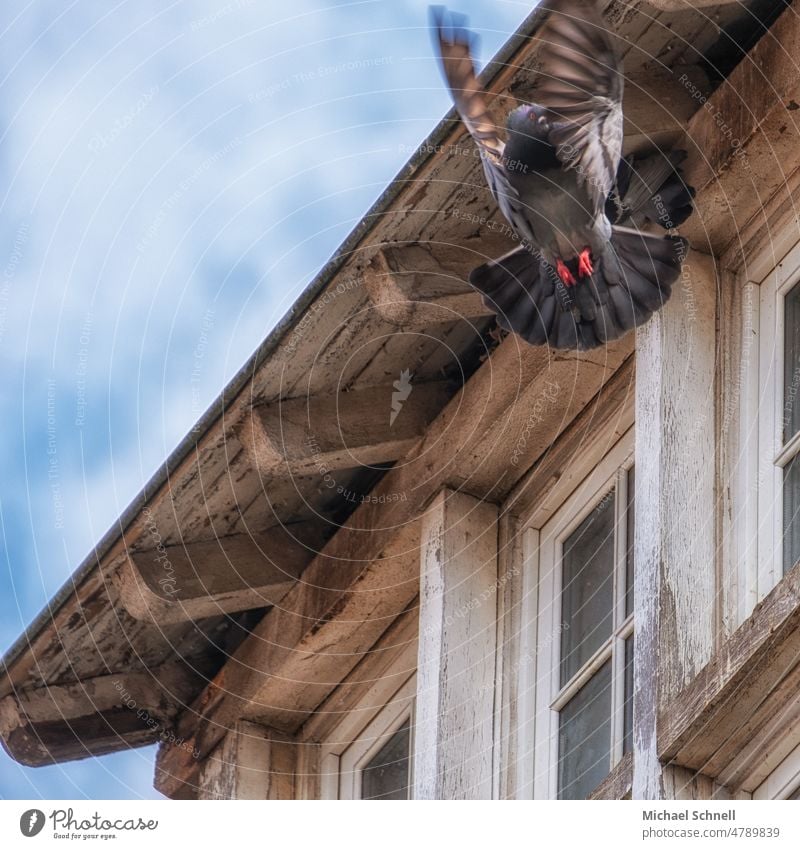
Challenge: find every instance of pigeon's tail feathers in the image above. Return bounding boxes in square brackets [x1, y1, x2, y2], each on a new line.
[604, 225, 688, 326]
[469, 231, 688, 350]
[609, 150, 695, 229]
[472, 247, 557, 347]
[469, 246, 601, 350]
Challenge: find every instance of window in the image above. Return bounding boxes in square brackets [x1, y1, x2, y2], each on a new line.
[359, 719, 411, 800]
[757, 249, 800, 598]
[526, 432, 634, 799]
[320, 673, 415, 799]
[753, 741, 800, 799]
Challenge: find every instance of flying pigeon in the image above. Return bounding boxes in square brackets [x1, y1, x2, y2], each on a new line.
[431, 0, 694, 350]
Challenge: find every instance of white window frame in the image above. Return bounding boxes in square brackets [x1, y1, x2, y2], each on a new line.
[755, 240, 800, 600]
[753, 741, 800, 799]
[320, 672, 416, 800]
[520, 428, 634, 800]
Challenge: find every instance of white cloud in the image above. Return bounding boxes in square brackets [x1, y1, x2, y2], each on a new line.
[0, 0, 529, 798]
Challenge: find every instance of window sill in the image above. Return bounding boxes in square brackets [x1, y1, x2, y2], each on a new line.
[658, 561, 800, 793]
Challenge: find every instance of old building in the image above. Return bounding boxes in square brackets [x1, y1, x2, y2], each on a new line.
[3, 0, 800, 800]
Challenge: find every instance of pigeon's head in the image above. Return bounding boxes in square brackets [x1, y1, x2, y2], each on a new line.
[503, 103, 559, 173]
[506, 104, 551, 141]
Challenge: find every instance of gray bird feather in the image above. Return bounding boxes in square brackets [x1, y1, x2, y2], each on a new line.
[535, 0, 624, 216]
[430, 0, 693, 350]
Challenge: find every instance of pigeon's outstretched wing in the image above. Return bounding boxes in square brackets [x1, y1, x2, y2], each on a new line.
[536, 0, 624, 215]
[430, 6, 518, 212]
[609, 150, 695, 229]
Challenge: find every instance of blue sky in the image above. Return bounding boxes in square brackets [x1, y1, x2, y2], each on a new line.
[0, 0, 528, 799]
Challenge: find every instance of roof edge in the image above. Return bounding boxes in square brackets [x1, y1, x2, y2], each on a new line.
[0, 6, 543, 686]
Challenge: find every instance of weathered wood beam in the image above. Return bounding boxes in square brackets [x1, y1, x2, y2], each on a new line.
[414, 489, 499, 800]
[197, 722, 296, 800]
[658, 561, 800, 793]
[158, 332, 631, 783]
[682, 0, 800, 256]
[238, 380, 454, 477]
[364, 243, 495, 329]
[720, 165, 800, 283]
[116, 527, 310, 623]
[464, 341, 632, 495]
[156, 520, 422, 787]
[507, 355, 635, 525]
[633, 251, 718, 799]
[155, 720, 298, 800]
[646, 0, 739, 9]
[621, 68, 708, 154]
[0, 665, 198, 767]
[300, 605, 418, 744]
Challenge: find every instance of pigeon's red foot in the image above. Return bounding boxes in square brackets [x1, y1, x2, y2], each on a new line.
[577, 248, 594, 278]
[556, 258, 576, 286]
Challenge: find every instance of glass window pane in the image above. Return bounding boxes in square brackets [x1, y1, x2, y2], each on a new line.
[625, 467, 635, 618]
[560, 490, 615, 685]
[623, 636, 634, 755]
[360, 720, 411, 800]
[783, 454, 800, 574]
[784, 281, 800, 443]
[558, 660, 612, 800]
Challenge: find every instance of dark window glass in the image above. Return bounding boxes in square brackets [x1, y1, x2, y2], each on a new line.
[625, 466, 635, 618]
[623, 636, 634, 755]
[558, 661, 612, 800]
[360, 720, 411, 800]
[783, 455, 800, 574]
[560, 490, 615, 686]
[784, 281, 800, 443]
